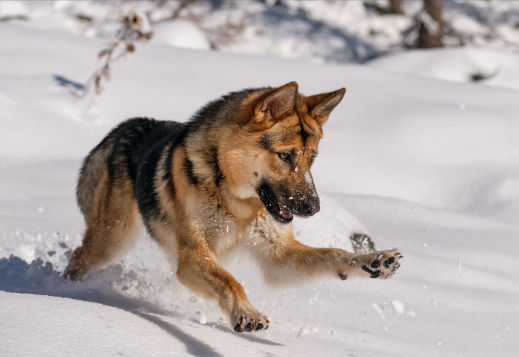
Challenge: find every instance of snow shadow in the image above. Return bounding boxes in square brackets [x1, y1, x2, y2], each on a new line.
[211, 324, 283, 346]
[133, 312, 222, 357]
[0, 255, 221, 356]
[0, 254, 282, 354]
[255, 5, 377, 63]
[53, 74, 86, 97]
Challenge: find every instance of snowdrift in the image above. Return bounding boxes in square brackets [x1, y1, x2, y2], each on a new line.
[1, 22, 518, 356]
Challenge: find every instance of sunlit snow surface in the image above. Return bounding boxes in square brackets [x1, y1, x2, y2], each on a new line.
[1, 22, 519, 357]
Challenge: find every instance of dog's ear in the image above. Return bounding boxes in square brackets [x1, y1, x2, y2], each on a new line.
[306, 88, 346, 126]
[253, 82, 298, 124]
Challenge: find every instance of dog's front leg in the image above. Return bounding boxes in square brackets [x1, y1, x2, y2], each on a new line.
[252, 232, 403, 284]
[176, 245, 269, 332]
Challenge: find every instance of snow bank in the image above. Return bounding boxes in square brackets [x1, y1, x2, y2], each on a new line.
[152, 19, 211, 51]
[367, 47, 519, 91]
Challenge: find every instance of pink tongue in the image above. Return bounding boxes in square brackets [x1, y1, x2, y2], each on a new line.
[279, 205, 293, 219]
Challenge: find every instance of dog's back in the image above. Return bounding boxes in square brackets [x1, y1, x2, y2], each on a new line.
[77, 118, 186, 215]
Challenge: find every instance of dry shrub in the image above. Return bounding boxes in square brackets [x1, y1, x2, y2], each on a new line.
[94, 12, 153, 94]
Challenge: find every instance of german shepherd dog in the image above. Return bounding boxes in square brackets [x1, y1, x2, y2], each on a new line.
[64, 82, 403, 332]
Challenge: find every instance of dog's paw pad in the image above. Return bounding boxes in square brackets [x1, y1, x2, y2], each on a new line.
[244, 322, 254, 332]
[383, 257, 395, 268]
[234, 317, 244, 332]
[361, 250, 403, 279]
[232, 311, 269, 333]
[362, 264, 381, 278]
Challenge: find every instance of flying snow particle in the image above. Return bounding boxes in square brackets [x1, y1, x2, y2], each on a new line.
[460, 104, 465, 109]
[297, 326, 310, 337]
[37, 207, 44, 214]
[432, 300, 437, 308]
[458, 257, 462, 277]
[311, 327, 318, 334]
[372, 302, 385, 319]
[423, 243, 427, 247]
[304, 172, 312, 183]
[406, 310, 416, 317]
[199, 313, 207, 325]
[391, 300, 405, 314]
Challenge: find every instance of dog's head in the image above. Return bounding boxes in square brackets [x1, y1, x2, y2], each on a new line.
[222, 82, 345, 224]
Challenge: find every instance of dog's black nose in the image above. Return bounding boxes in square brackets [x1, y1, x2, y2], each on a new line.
[301, 200, 320, 216]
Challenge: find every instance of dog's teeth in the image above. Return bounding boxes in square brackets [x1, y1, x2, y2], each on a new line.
[376, 253, 383, 260]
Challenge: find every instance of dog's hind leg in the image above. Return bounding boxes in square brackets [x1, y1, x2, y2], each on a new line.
[64, 174, 142, 281]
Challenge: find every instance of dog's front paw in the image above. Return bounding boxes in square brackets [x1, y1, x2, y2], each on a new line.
[231, 303, 269, 332]
[360, 249, 403, 279]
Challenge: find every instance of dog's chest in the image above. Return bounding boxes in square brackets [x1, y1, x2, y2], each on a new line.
[206, 208, 290, 257]
[205, 210, 241, 255]
[247, 214, 289, 244]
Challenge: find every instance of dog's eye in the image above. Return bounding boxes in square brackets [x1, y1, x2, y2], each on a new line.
[277, 152, 291, 163]
[310, 152, 317, 164]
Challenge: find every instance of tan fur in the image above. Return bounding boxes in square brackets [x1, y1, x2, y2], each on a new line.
[64, 83, 403, 332]
[66, 168, 143, 279]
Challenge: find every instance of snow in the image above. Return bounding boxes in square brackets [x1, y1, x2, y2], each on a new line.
[390, 299, 405, 315]
[1, 7, 519, 357]
[0, 291, 195, 357]
[372, 302, 385, 319]
[367, 47, 519, 91]
[152, 20, 211, 50]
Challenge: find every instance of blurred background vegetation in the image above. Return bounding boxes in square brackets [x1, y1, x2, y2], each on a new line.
[2, 0, 518, 93]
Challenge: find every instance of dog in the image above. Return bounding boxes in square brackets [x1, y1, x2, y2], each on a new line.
[64, 82, 403, 332]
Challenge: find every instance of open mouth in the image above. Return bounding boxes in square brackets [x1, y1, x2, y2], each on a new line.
[257, 183, 293, 224]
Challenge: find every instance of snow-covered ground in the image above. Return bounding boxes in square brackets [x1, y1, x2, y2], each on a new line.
[2, 1, 519, 64]
[367, 47, 519, 91]
[1, 12, 519, 357]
